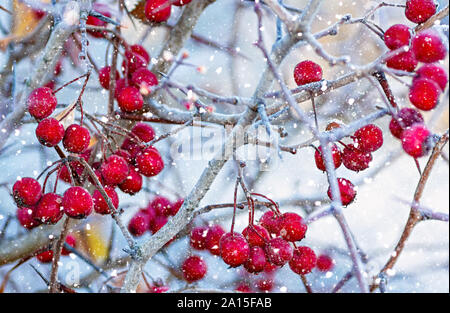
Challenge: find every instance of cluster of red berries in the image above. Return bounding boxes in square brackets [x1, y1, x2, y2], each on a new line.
[127, 196, 184, 237]
[383, 0, 448, 158]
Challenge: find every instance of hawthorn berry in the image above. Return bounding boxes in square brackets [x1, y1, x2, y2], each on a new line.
[128, 209, 152, 237]
[58, 161, 85, 183]
[265, 237, 293, 266]
[27, 87, 57, 120]
[36, 250, 53, 263]
[409, 78, 441, 111]
[342, 144, 373, 172]
[405, 0, 437, 24]
[13, 177, 42, 207]
[415, 64, 448, 91]
[386, 50, 418, 72]
[327, 178, 356, 206]
[316, 254, 334, 272]
[130, 44, 150, 63]
[114, 78, 128, 99]
[235, 283, 252, 293]
[34, 193, 63, 224]
[242, 225, 270, 247]
[244, 246, 267, 274]
[62, 186, 93, 219]
[314, 144, 342, 171]
[190, 226, 209, 250]
[256, 278, 274, 292]
[114, 149, 133, 164]
[35, 118, 65, 147]
[145, 0, 172, 23]
[118, 167, 143, 195]
[149, 196, 173, 216]
[101, 155, 129, 185]
[150, 215, 168, 234]
[354, 124, 384, 153]
[131, 69, 159, 96]
[389, 108, 424, 139]
[182, 255, 207, 283]
[259, 211, 282, 236]
[293, 60, 323, 86]
[384, 24, 411, 50]
[92, 186, 119, 215]
[279, 212, 307, 242]
[205, 224, 225, 255]
[118, 86, 144, 113]
[122, 51, 148, 76]
[61, 235, 77, 256]
[63, 124, 91, 153]
[289, 246, 317, 275]
[401, 124, 432, 158]
[131, 122, 156, 143]
[86, 3, 111, 38]
[17, 206, 41, 230]
[411, 29, 447, 63]
[98, 66, 120, 90]
[136, 146, 164, 177]
[219, 232, 250, 267]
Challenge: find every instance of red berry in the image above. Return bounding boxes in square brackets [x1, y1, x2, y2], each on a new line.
[401, 124, 432, 158]
[86, 3, 111, 38]
[118, 167, 143, 195]
[150, 215, 168, 234]
[242, 225, 270, 247]
[411, 29, 447, 63]
[34, 193, 63, 224]
[172, 0, 192, 6]
[114, 78, 128, 99]
[259, 211, 282, 235]
[27, 87, 57, 120]
[265, 237, 293, 266]
[386, 50, 418, 72]
[314, 144, 342, 171]
[145, 0, 172, 23]
[93, 186, 119, 215]
[389, 108, 424, 139]
[293, 61, 323, 86]
[130, 44, 150, 63]
[149, 196, 173, 216]
[17, 206, 41, 230]
[13, 177, 42, 207]
[415, 64, 448, 91]
[63, 124, 91, 153]
[122, 51, 148, 76]
[35, 118, 65, 147]
[148, 285, 170, 293]
[279, 212, 307, 242]
[98, 66, 120, 90]
[384, 24, 411, 50]
[235, 283, 252, 293]
[409, 78, 441, 111]
[58, 161, 85, 183]
[118, 86, 144, 113]
[264, 261, 279, 274]
[37, 250, 53, 263]
[62, 186, 93, 219]
[131, 69, 158, 96]
[327, 178, 356, 206]
[136, 146, 164, 177]
[131, 122, 155, 143]
[316, 254, 334, 272]
[121, 138, 143, 163]
[114, 149, 133, 164]
[289, 246, 317, 275]
[205, 225, 225, 255]
[61, 235, 76, 256]
[354, 124, 384, 153]
[256, 278, 274, 292]
[101, 155, 129, 186]
[244, 246, 267, 274]
[405, 0, 437, 24]
[170, 198, 184, 216]
[342, 144, 373, 172]
[219, 232, 250, 267]
[182, 255, 207, 282]
[190, 226, 209, 250]
[128, 210, 151, 236]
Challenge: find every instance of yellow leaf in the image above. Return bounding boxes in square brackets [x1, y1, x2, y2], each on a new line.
[84, 226, 109, 262]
